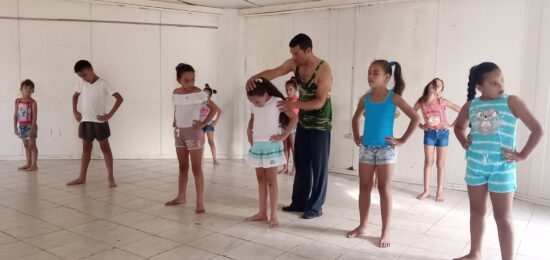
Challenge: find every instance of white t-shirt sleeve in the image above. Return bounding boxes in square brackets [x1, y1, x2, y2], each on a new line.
[74, 81, 83, 93]
[102, 80, 117, 96]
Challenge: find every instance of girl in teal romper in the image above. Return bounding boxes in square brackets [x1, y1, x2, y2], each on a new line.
[454, 62, 544, 260]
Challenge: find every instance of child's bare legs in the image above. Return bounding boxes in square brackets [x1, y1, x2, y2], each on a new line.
[265, 167, 279, 228]
[435, 146, 448, 202]
[189, 149, 205, 213]
[18, 140, 31, 170]
[279, 139, 289, 174]
[99, 139, 116, 188]
[417, 145, 435, 200]
[377, 164, 394, 248]
[490, 191, 515, 260]
[246, 168, 268, 221]
[26, 138, 38, 171]
[67, 140, 93, 185]
[347, 163, 376, 238]
[166, 147, 190, 206]
[454, 185, 489, 260]
[206, 132, 219, 165]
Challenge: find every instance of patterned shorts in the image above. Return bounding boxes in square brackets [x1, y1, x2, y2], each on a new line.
[465, 161, 517, 193]
[359, 145, 397, 165]
[19, 125, 37, 140]
[174, 127, 205, 150]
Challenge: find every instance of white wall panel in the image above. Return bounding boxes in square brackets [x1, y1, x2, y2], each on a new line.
[19, 20, 91, 157]
[0, 20, 21, 156]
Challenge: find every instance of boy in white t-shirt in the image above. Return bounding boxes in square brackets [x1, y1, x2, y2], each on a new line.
[67, 60, 124, 188]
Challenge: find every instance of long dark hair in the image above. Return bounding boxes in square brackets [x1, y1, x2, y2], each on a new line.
[417, 78, 444, 104]
[247, 77, 290, 128]
[467, 62, 500, 101]
[371, 59, 405, 95]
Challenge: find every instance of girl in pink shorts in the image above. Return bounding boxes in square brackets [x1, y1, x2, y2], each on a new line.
[165, 63, 220, 214]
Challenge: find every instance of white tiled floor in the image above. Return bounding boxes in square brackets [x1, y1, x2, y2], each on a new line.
[0, 159, 548, 260]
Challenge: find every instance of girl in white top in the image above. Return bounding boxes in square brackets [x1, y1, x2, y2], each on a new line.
[246, 78, 297, 228]
[165, 63, 219, 214]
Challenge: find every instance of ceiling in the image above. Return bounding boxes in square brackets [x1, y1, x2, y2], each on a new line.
[150, 0, 321, 9]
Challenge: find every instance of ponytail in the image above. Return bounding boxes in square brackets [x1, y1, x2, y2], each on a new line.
[371, 60, 405, 95]
[467, 62, 500, 101]
[391, 61, 405, 95]
[247, 78, 290, 128]
[467, 67, 477, 101]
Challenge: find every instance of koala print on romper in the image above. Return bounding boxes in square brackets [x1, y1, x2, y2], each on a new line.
[473, 109, 500, 134]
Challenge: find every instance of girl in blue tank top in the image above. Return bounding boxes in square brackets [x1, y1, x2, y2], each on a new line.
[454, 62, 543, 260]
[347, 60, 420, 248]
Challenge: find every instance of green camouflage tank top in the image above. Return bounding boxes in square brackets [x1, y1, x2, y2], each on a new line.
[294, 59, 332, 131]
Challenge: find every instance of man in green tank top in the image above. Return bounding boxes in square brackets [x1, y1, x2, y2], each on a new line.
[246, 33, 332, 219]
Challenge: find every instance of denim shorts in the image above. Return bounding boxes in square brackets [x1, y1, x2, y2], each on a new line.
[423, 129, 449, 147]
[19, 125, 37, 140]
[202, 124, 215, 133]
[359, 145, 397, 165]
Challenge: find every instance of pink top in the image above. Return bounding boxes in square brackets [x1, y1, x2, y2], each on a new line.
[199, 103, 210, 122]
[287, 96, 299, 115]
[420, 97, 448, 130]
[16, 98, 35, 126]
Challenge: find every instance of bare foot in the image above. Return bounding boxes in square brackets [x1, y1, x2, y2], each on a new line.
[289, 169, 295, 176]
[416, 191, 431, 200]
[269, 219, 279, 228]
[453, 254, 481, 260]
[18, 165, 30, 171]
[195, 208, 205, 214]
[25, 166, 38, 172]
[379, 233, 391, 248]
[346, 226, 368, 238]
[67, 177, 86, 186]
[245, 212, 268, 221]
[165, 197, 186, 206]
[213, 160, 220, 166]
[278, 165, 288, 174]
[436, 190, 444, 202]
[108, 179, 118, 188]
